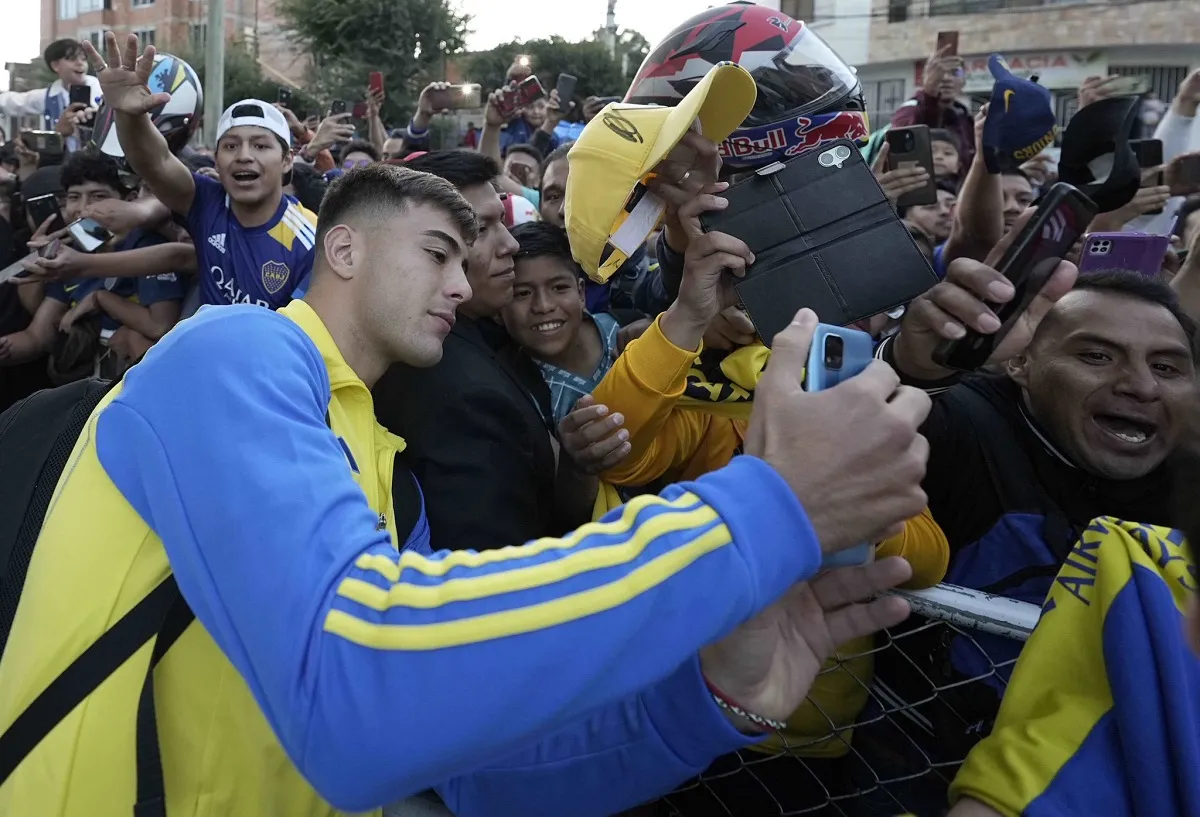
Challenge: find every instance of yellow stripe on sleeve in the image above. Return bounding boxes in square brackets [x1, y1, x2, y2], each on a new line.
[353, 491, 703, 582]
[323, 523, 732, 650]
[336, 504, 719, 611]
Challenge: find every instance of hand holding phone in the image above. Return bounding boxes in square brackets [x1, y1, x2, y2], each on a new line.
[554, 73, 578, 112]
[66, 217, 114, 253]
[883, 125, 937, 208]
[806, 325, 877, 569]
[277, 87, 293, 108]
[368, 71, 384, 98]
[927, 183, 1096, 372]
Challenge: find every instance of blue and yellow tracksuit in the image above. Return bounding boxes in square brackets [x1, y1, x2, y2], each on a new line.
[0, 299, 826, 817]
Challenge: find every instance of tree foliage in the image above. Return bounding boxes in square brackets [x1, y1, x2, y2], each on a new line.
[462, 30, 652, 104]
[277, 0, 469, 124]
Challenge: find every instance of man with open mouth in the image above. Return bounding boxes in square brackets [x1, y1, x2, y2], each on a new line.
[858, 251, 1199, 812]
[87, 33, 319, 312]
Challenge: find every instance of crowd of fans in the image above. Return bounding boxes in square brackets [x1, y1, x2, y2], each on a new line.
[0, 3, 1198, 817]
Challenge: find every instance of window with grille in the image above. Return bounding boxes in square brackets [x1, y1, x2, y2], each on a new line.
[132, 0, 155, 6]
[190, 23, 207, 49]
[864, 79, 908, 127]
[781, 0, 816, 21]
[133, 27, 156, 47]
[58, 0, 78, 19]
[887, 0, 909, 22]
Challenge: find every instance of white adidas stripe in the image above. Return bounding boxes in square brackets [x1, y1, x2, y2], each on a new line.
[282, 208, 316, 250]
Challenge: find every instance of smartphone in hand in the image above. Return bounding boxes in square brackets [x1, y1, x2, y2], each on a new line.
[807, 324, 876, 569]
[277, 87, 293, 108]
[25, 193, 66, 235]
[932, 182, 1097, 372]
[69, 83, 93, 107]
[368, 71, 384, 97]
[66, 217, 114, 253]
[555, 73, 578, 110]
[935, 30, 959, 56]
[886, 125, 937, 208]
[329, 100, 348, 116]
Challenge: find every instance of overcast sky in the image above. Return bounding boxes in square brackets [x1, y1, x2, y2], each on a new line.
[1, 0, 754, 88]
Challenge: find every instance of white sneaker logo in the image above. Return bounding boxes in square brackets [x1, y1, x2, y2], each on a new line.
[208, 233, 227, 254]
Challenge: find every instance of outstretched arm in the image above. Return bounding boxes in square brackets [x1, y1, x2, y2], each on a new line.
[83, 33, 195, 215]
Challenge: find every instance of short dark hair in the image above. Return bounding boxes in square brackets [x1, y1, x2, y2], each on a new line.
[541, 141, 573, 180]
[506, 143, 544, 165]
[44, 39, 82, 70]
[338, 140, 380, 165]
[512, 222, 580, 272]
[936, 180, 959, 196]
[1001, 167, 1032, 183]
[404, 150, 498, 191]
[315, 164, 478, 261]
[930, 128, 960, 152]
[1065, 270, 1197, 351]
[60, 150, 129, 197]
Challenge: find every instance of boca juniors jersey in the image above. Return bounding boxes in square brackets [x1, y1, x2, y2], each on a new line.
[186, 172, 318, 310]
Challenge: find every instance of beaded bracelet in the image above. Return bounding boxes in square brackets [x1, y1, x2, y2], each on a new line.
[704, 676, 787, 733]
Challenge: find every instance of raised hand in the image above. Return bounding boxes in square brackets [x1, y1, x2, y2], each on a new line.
[872, 142, 933, 207]
[82, 32, 170, 117]
[745, 309, 932, 553]
[892, 209, 1078, 381]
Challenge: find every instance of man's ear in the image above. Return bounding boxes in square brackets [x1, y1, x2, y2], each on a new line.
[321, 224, 357, 280]
[1007, 350, 1032, 388]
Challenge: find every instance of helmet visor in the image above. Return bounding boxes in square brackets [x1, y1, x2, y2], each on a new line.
[745, 27, 859, 127]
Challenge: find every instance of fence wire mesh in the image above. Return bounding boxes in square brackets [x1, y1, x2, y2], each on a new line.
[648, 584, 1041, 817]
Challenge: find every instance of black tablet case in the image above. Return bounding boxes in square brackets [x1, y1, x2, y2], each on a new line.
[700, 139, 937, 346]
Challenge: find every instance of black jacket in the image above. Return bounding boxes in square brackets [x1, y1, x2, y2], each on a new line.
[373, 314, 563, 552]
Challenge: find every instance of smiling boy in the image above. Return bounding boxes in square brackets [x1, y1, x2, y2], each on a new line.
[502, 221, 620, 424]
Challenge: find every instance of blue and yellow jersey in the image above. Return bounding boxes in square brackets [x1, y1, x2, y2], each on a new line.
[186, 172, 317, 309]
[951, 517, 1200, 816]
[0, 300, 825, 817]
[45, 228, 185, 330]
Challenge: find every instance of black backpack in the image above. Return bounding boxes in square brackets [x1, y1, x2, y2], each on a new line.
[0, 377, 190, 817]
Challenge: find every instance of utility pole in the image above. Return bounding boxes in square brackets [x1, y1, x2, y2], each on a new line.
[605, 0, 618, 58]
[202, 0, 226, 146]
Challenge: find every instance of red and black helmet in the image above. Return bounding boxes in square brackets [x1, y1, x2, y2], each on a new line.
[626, 2, 868, 169]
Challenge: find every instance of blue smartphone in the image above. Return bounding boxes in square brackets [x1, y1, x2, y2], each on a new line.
[806, 324, 876, 569]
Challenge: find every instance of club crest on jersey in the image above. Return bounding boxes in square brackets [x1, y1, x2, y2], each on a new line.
[261, 260, 291, 295]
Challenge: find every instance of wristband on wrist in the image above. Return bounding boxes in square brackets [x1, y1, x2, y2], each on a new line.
[407, 119, 429, 136]
[703, 676, 786, 733]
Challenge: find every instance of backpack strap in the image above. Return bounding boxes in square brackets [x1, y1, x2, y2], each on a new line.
[0, 373, 193, 814]
[0, 576, 186, 788]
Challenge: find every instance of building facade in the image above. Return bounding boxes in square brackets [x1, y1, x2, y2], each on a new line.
[38, 0, 307, 87]
[859, 0, 1200, 128]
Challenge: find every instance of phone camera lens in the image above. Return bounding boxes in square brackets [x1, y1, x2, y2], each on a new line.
[824, 336, 844, 371]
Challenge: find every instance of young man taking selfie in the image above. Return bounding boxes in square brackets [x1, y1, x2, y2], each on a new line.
[0, 154, 933, 817]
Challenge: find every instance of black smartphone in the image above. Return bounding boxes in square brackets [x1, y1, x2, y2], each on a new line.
[699, 140, 938, 344]
[555, 73, 578, 109]
[20, 131, 64, 154]
[932, 182, 1097, 372]
[69, 83, 92, 107]
[277, 87, 293, 107]
[24, 193, 66, 234]
[330, 100, 348, 116]
[886, 125, 937, 208]
[1131, 138, 1165, 213]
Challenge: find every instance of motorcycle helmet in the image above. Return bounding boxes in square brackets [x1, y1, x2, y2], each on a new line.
[91, 52, 203, 159]
[626, 1, 867, 170]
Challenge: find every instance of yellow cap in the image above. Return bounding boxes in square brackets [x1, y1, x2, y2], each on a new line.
[564, 62, 757, 283]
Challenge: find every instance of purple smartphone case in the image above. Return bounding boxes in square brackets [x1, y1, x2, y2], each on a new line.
[1078, 232, 1169, 278]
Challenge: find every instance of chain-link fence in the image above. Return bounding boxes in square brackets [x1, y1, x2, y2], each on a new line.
[651, 584, 1042, 817]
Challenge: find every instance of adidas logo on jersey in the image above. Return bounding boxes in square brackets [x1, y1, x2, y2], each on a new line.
[208, 233, 227, 254]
